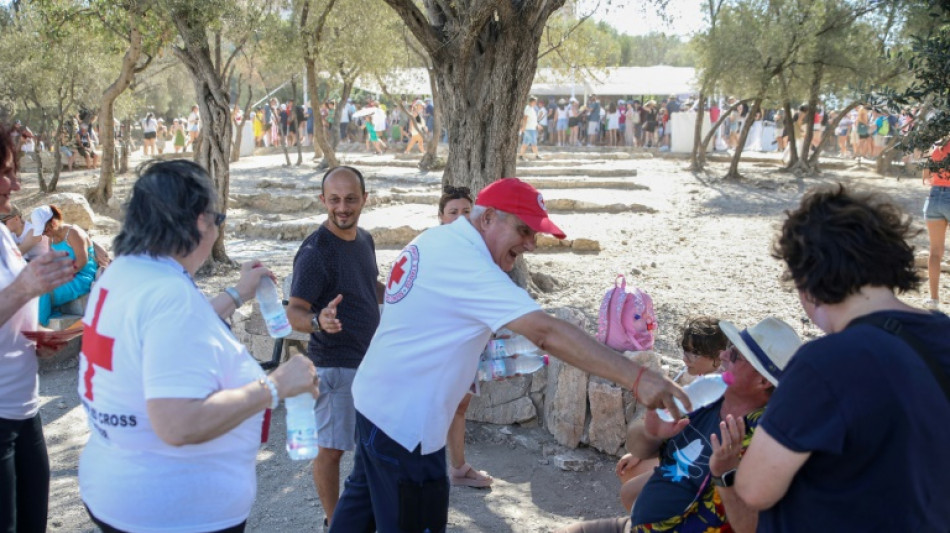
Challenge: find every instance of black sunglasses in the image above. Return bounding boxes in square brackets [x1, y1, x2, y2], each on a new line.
[211, 212, 226, 227]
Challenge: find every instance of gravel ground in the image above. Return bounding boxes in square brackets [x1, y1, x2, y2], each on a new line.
[30, 148, 940, 532]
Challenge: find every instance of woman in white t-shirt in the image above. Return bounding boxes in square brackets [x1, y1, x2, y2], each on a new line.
[141, 112, 158, 156]
[0, 127, 76, 533]
[78, 160, 319, 533]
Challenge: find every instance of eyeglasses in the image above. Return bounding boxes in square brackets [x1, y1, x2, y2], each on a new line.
[725, 346, 744, 364]
[210, 212, 226, 227]
[0, 214, 16, 223]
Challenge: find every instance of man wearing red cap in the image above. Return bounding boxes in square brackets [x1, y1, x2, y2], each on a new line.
[331, 178, 689, 533]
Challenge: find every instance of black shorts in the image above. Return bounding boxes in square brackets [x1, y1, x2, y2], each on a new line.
[144, 131, 157, 140]
[568, 117, 579, 128]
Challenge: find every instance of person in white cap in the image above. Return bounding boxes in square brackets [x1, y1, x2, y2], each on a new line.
[734, 186, 950, 531]
[557, 316, 801, 533]
[329, 178, 689, 532]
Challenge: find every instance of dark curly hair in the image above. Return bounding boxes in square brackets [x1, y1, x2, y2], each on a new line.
[680, 316, 728, 358]
[439, 184, 473, 215]
[773, 185, 921, 305]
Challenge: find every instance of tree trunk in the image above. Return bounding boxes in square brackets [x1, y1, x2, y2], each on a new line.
[306, 60, 338, 169]
[724, 97, 763, 180]
[172, 19, 233, 264]
[876, 133, 902, 175]
[689, 88, 707, 171]
[784, 62, 823, 175]
[695, 98, 751, 168]
[230, 81, 252, 163]
[420, 67, 442, 172]
[808, 101, 861, 166]
[89, 25, 143, 206]
[335, 77, 355, 148]
[120, 119, 131, 174]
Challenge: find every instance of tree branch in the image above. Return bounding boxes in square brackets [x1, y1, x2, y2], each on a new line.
[382, 0, 442, 56]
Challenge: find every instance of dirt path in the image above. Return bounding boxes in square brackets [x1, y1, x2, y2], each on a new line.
[34, 151, 938, 532]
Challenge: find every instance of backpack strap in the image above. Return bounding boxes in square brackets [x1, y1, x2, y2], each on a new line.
[846, 314, 950, 403]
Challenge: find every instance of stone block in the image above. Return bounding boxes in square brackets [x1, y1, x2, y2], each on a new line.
[45, 193, 96, 231]
[369, 226, 423, 247]
[247, 334, 278, 363]
[59, 295, 89, 317]
[587, 381, 626, 456]
[543, 356, 589, 448]
[472, 376, 530, 406]
[465, 396, 536, 425]
[245, 303, 268, 336]
[571, 238, 601, 252]
[553, 451, 594, 472]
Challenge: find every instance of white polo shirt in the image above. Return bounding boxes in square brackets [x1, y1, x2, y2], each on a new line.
[0, 225, 39, 420]
[352, 217, 540, 454]
[78, 255, 265, 533]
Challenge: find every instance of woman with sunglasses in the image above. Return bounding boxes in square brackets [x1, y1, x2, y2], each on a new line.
[78, 160, 319, 533]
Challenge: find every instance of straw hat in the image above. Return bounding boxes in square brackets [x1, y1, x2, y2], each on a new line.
[719, 317, 802, 386]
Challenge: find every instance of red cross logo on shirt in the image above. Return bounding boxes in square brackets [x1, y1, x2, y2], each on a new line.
[81, 288, 115, 401]
[388, 256, 408, 289]
[385, 245, 419, 304]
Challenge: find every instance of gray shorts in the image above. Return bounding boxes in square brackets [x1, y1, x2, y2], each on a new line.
[315, 367, 358, 451]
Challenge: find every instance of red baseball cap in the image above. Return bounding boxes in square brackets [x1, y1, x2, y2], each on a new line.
[475, 178, 566, 240]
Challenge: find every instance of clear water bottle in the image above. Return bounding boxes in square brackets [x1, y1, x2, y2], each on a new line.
[285, 393, 319, 460]
[256, 277, 291, 338]
[656, 374, 727, 422]
[484, 335, 540, 359]
[477, 353, 549, 381]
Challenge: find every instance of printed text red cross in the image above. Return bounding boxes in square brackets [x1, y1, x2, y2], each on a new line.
[81, 288, 115, 401]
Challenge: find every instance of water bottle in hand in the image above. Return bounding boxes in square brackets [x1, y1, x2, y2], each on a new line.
[477, 353, 549, 381]
[256, 277, 291, 338]
[656, 374, 727, 422]
[285, 393, 319, 460]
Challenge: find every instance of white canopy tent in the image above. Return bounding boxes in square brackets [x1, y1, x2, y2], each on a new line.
[352, 66, 698, 99]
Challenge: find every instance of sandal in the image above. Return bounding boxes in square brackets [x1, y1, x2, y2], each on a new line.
[449, 462, 493, 488]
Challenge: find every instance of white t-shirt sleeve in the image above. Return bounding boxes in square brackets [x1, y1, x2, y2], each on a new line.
[142, 304, 224, 400]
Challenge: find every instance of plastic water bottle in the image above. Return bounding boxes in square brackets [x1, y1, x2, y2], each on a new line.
[484, 335, 540, 359]
[656, 374, 727, 422]
[285, 393, 319, 460]
[256, 277, 291, 338]
[477, 353, 549, 381]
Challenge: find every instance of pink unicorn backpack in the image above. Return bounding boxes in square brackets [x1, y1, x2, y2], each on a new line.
[596, 274, 657, 352]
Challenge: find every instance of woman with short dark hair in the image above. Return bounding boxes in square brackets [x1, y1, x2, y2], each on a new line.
[734, 185, 950, 530]
[79, 160, 319, 533]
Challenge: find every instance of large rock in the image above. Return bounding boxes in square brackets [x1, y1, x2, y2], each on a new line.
[466, 396, 536, 425]
[587, 379, 626, 455]
[544, 356, 589, 448]
[369, 226, 423, 247]
[45, 193, 95, 231]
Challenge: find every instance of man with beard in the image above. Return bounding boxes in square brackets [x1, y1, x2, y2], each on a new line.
[286, 166, 384, 531]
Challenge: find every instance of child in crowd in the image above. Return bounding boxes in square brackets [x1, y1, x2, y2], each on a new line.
[614, 316, 728, 512]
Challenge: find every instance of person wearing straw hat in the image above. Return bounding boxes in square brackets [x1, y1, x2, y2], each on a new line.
[733, 186, 950, 531]
[557, 316, 801, 533]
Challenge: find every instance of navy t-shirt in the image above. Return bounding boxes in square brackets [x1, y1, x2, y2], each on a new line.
[632, 398, 763, 526]
[588, 102, 601, 122]
[291, 224, 380, 369]
[759, 310, 950, 532]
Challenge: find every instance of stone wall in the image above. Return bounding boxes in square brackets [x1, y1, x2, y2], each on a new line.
[234, 303, 653, 458]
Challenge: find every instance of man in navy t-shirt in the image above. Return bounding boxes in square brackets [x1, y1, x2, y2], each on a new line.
[557, 317, 802, 533]
[286, 166, 383, 529]
[735, 186, 950, 531]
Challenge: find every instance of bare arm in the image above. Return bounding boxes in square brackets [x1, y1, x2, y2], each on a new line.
[734, 426, 810, 511]
[147, 353, 318, 446]
[208, 261, 272, 319]
[626, 408, 689, 460]
[287, 294, 343, 334]
[67, 226, 89, 271]
[17, 232, 43, 255]
[505, 310, 690, 416]
[376, 280, 385, 304]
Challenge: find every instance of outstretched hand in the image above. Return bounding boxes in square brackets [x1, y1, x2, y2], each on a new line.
[235, 260, 274, 303]
[634, 367, 692, 419]
[709, 414, 746, 477]
[642, 408, 690, 440]
[317, 294, 343, 334]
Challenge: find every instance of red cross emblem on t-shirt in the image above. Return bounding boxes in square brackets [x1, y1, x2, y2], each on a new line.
[384, 245, 419, 304]
[81, 288, 115, 401]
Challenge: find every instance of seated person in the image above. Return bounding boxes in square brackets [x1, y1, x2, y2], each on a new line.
[616, 316, 728, 512]
[32, 205, 98, 325]
[1, 204, 50, 261]
[558, 317, 801, 533]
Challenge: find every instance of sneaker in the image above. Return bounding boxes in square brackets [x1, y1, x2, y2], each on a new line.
[519, 156, 527, 161]
[923, 298, 940, 311]
[535, 155, 543, 160]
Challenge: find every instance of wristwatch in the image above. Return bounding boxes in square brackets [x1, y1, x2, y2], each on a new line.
[711, 468, 737, 488]
[311, 314, 322, 333]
